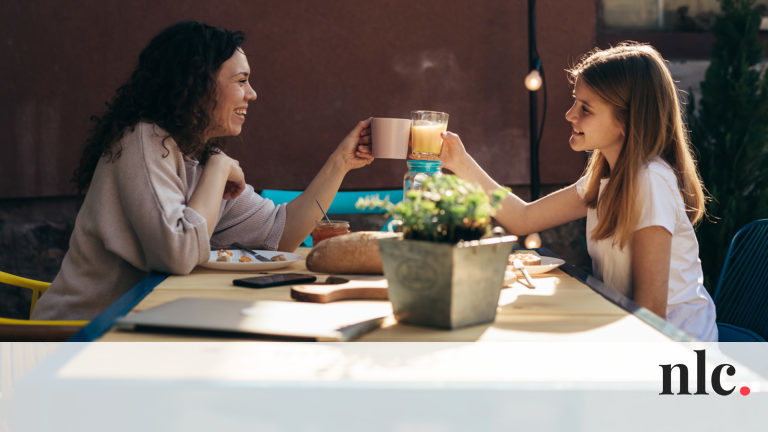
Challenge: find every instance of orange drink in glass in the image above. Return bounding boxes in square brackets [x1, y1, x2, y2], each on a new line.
[311, 220, 350, 245]
[410, 110, 449, 160]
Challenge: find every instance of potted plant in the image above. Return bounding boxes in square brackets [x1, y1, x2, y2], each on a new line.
[356, 174, 517, 329]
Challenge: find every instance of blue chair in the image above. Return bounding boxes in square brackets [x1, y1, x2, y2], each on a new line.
[712, 219, 768, 342]
[717, 322, 765, 342]
[260, 189, 403, 246]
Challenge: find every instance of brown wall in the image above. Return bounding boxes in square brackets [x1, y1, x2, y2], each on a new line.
[0, 0, 595, 198]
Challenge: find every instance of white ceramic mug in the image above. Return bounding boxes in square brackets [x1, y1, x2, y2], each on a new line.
[371, 117, 411, 159]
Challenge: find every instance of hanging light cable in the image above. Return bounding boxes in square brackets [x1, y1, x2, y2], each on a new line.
[525, 0, 546, 250]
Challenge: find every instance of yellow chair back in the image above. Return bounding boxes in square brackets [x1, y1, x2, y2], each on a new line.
[0, 271, 88, 340]
[0, 270, 50, 315]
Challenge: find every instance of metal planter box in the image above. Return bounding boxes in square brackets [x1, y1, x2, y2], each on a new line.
[377, 235, 517, 329]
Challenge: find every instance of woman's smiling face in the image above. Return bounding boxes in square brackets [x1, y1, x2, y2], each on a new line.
[564, 78, 625, 168]
[207, 48, 258, 140]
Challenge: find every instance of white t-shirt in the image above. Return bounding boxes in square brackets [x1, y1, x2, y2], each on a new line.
[575, 157, 717, 341]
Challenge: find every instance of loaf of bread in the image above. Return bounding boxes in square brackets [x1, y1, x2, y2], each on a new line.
[306, 231, 401, 274]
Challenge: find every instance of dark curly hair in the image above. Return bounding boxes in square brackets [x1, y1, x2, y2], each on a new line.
[73, 21, 245, 194]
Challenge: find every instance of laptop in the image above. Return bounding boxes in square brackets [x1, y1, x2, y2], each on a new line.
[115, 298, 391, 341]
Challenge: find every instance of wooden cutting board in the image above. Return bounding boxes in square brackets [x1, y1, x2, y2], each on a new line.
[290, 276, 389, 303]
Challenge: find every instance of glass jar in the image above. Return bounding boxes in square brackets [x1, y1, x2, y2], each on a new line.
[311, 220, 350, 246]
[403, 160, 443, 195]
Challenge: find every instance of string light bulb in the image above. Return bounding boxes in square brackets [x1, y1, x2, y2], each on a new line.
[524, 69, 542, 91]
[524, 232, 542, 249]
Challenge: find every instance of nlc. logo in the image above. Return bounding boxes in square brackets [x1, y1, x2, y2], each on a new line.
[660, 349, 750, 396]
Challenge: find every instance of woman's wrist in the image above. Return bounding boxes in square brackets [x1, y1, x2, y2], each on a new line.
[448, 152, 476, 178]
[207, 153, 236, 174]
[205, 153, 228, 169]
[327, 151, 349, 176]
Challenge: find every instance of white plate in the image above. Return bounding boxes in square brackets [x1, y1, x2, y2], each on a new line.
[199, 249, 303, 271]
[510, 256, 566, 275]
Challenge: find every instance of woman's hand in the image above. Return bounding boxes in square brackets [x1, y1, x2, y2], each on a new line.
[329, 118, 374, 173]
[439, 131, 472, 175]
[209, 153, 246, 200]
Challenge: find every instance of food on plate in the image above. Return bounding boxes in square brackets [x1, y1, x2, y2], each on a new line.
[508, 250, 542, 266]
[238, 255, 253, 263]
[270, 253, 287, 262]
[216, 249, 233, 262]
[306, 231, 401, 274]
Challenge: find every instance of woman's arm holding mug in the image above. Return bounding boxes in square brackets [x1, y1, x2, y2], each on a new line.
[279, 118, 374, 250]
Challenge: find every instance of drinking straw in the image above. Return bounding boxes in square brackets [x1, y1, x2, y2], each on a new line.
[315, 199, 332, 223]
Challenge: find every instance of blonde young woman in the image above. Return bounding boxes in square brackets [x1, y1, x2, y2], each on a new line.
[440, 43, 717, 341]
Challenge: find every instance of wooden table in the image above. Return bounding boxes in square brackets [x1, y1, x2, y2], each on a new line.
[13, 249, 768, 431]
[95, 248, 687, 342]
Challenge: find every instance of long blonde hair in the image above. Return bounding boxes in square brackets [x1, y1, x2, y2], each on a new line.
[569, 42, 706, 248]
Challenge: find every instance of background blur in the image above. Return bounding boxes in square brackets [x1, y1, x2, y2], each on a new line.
[0, 0, 595, 198]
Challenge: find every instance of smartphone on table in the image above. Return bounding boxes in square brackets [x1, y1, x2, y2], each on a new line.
[233, 273, 317, 289]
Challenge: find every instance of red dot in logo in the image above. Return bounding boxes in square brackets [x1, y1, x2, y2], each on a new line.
[740, 386, 750, 396]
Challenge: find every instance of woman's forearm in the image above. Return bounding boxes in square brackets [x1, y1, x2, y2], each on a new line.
[448, 150, 533, 235]
[188, 167, 228, 237]
[188, 155, 244, 238]
[279, 156, 347, 250]
[277, 119, 373, 251]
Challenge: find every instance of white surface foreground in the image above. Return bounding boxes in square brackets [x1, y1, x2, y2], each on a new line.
[9, 342, 768, 431]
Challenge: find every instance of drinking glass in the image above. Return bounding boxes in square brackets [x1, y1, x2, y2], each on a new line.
[311, 220, 350, 245]
[410, 110, 449, 160]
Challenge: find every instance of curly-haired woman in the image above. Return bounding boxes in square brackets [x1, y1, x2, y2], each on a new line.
[33, 21, 374, 320]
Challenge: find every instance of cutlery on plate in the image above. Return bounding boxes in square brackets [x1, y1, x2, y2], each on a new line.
[513, 258, 536, 288]
[231, 242, 272, 262]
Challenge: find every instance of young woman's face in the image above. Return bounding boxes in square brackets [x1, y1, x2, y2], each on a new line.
[565, 78, 625, 167]
[207, 49, 258, 140]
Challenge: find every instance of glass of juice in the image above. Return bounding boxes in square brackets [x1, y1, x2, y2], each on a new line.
[311, 220, 350, 246]
[410, 110, 449, 160]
